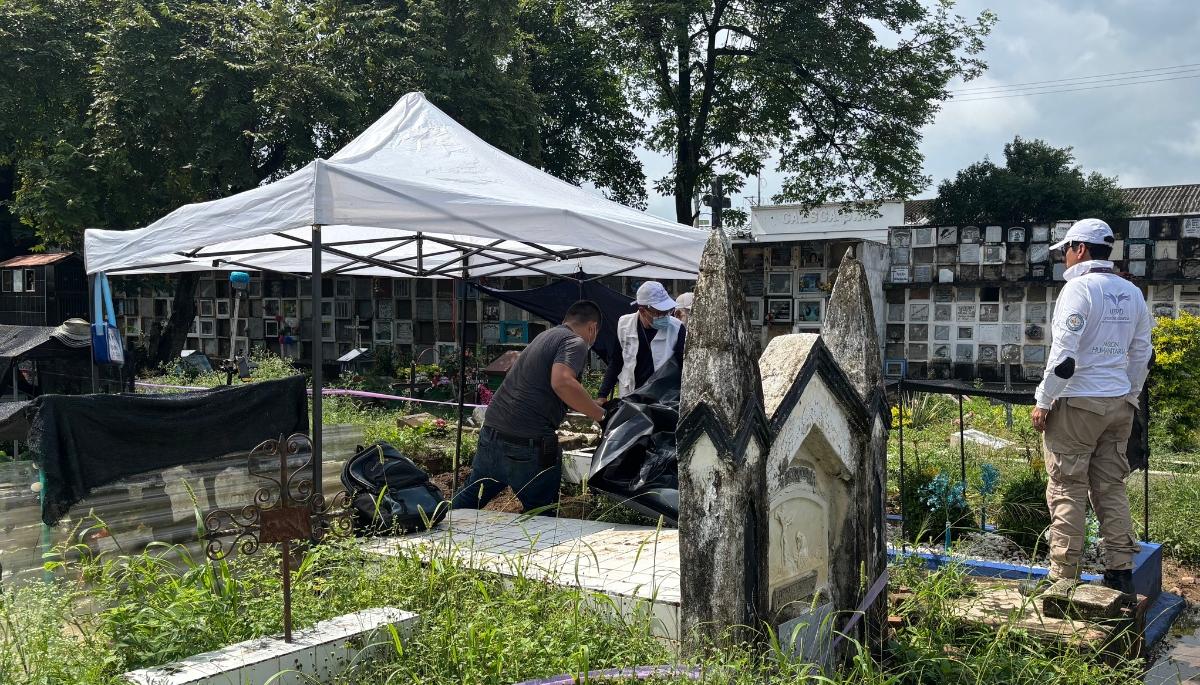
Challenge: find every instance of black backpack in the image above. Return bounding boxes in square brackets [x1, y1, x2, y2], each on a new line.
[340, 441, 448, 534]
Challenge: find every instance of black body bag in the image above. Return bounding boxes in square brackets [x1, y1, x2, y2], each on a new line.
[341, 441, 448, 534]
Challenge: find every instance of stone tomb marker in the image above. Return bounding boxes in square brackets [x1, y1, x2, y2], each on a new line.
[678, 232, 889, 661]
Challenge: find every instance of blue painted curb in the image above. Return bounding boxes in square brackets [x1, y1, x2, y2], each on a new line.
[1143, 592, 1187, 650]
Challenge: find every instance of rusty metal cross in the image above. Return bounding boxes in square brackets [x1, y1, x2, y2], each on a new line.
[201, 433, 352, 642]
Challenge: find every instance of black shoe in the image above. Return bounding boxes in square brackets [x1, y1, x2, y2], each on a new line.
[1101, 569, 1135, 596]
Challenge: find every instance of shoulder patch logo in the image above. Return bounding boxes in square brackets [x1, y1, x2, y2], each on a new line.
[1066, 313, 1085, 332]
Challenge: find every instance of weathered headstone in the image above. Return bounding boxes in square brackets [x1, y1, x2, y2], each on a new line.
[678, 234, 889, 662]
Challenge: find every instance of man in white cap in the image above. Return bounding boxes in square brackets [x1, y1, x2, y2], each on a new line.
[598, 281, 686, 401]
[673, 292, 694, 325]
[1031, 218, 1152, 596]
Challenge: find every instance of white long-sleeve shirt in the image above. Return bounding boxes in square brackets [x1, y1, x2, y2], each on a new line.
[1034, 260, 1153, 410]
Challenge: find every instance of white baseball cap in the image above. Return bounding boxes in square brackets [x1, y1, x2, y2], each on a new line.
[675, 292, 694, 310]
[632, 281, 677, 311]
[1049, 218, 1115, 251]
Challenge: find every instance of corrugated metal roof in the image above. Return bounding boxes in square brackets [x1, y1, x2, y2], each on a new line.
[0, 253, 75, 268]
[1120, 184, 1200, 217]
[902, 183, 1200, 224]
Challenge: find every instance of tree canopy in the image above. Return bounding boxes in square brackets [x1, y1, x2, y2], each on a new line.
[611, 0, 994, 223]
[928, 136, 1133, 225]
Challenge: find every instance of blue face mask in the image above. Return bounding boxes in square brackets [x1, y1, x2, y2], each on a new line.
[651, 316, 671, 331]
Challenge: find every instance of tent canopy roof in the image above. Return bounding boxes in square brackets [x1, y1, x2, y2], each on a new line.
[85, 93, 705, 280]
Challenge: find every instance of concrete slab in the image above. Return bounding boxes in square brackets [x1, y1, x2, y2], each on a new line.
[363, 510, 680, 640]
[122, 607, 416, 685]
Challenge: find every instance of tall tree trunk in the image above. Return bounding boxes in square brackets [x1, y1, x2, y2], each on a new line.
[145, 273, 198, 370]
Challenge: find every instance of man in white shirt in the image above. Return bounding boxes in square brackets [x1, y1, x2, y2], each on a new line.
[598, 282, 686, 401]
[1031, 218, 1153, 595]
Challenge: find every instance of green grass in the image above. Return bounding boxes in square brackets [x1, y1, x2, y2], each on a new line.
[0, 532, 1143, 685]
[889, 392, 1200, 565]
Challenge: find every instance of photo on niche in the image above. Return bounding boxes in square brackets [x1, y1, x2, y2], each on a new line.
[1008, 227, 1026, 243]
[956, 344, 973, 361]
[767, 272, 793, 296]
[957, 326, 974, 340]
[978, 345, 998, 363]
[1001, 344, 1022, 363]
[795, 299, 822, 323]
[934, 304, 952, 321]
[909, 324, 929, 341]
[937, 226, 958, 245]
[483, 301, 501, 322]
[766, 298, 793, 323]
[933, 325, 950, 341]
[797, 272, 822, 292]
[979, 304, 999, 322]
[799, 243, 824, 266]
[282, 300, 298, 319]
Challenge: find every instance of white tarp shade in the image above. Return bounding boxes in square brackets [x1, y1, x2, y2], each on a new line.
[84, 93, 705, 279]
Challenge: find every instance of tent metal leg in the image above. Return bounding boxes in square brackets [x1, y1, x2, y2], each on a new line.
[452, 265, 468, 497]
[88, 274, 98, 394]
[311, 225, 323, 495]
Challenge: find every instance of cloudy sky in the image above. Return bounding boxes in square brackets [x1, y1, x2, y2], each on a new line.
[640, 0, 1200, 221]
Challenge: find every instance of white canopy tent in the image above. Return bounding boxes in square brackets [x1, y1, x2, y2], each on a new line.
[83, 92, 706, 493]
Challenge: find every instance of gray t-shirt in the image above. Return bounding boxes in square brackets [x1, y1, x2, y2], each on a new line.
[484, 325, 587, 438]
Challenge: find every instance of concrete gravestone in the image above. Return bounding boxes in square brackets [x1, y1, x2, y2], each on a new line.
[678, 231, 889, 660]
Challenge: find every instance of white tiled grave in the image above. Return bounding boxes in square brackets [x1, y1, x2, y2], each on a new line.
[362, 510, 681, 641]
[123, 607, 417, 685]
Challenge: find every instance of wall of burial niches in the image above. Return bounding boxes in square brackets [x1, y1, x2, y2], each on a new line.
[884, 217, 1200, 381]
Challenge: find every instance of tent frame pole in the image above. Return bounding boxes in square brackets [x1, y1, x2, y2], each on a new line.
[310, 225, 323, 496]
[452, 260, 468, 497]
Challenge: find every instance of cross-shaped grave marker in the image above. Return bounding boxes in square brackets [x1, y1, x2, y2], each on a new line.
[201, 433, 353, 642]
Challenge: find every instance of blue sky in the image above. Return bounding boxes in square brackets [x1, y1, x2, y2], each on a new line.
[639, 0, 1200, 221]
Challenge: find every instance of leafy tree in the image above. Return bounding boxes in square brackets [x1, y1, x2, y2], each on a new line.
[928, 136, 1133, 225]
[610, 0, 994, 223]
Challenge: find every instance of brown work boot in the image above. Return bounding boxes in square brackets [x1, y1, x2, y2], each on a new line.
[1101, 569, 1135, 596]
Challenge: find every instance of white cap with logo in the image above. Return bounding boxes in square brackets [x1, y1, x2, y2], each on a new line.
[1049, 218, 1115, 251]
[632, 281, 677, 311]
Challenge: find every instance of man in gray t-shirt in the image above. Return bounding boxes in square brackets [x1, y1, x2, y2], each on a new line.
[452, 301, 605, 514]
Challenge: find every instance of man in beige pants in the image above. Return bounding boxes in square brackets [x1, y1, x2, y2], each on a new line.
[1031, 218, 1153, 595]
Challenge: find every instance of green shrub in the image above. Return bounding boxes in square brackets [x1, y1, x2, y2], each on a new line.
[900, 468, 974, 543]
[1150, 313, 1200, 451]
[994, 467, 1051, 554]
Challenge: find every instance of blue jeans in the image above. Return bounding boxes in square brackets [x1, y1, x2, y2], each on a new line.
[451, 428, 562, 515]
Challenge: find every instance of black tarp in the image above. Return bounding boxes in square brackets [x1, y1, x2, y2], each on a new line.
[588, 358, 680, 524]
[0, 401, 32, 442]
[474, 276, 634, 366]
[32, 375, 309, 525]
